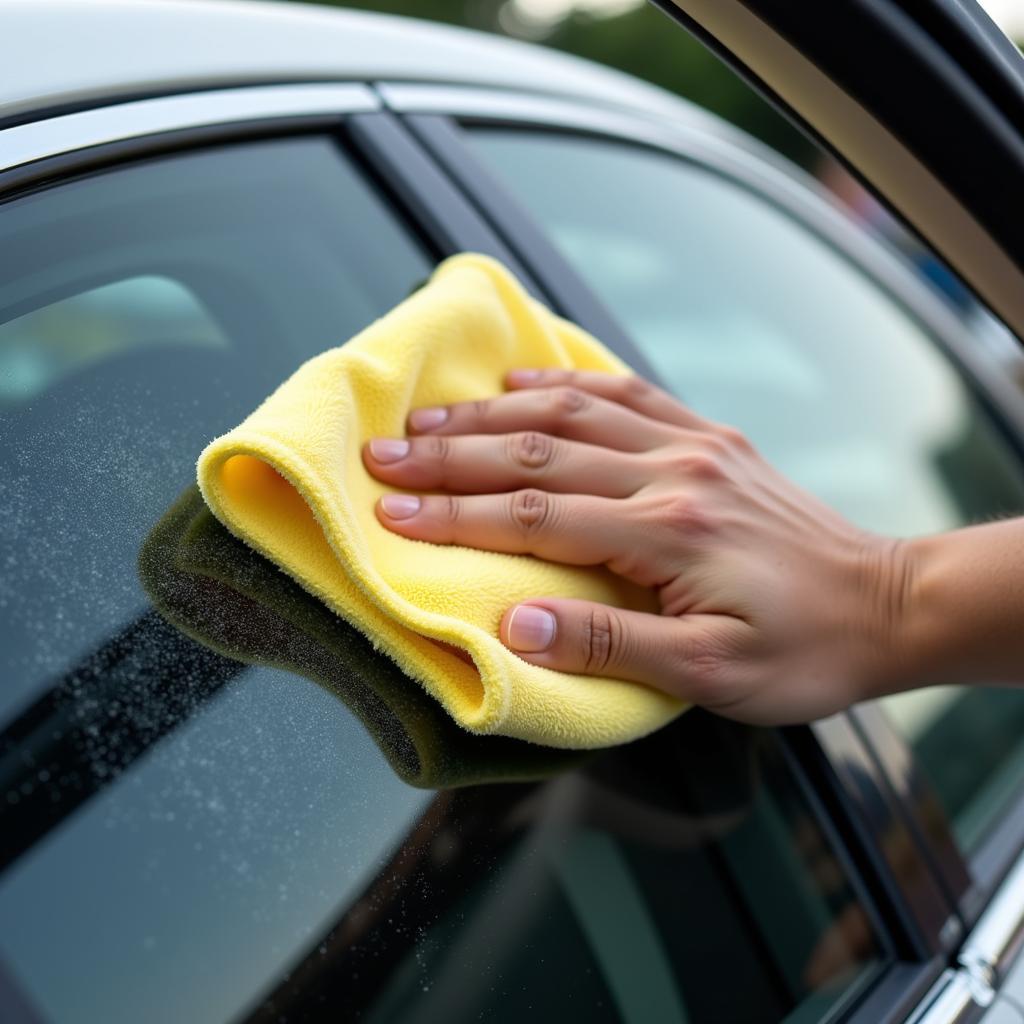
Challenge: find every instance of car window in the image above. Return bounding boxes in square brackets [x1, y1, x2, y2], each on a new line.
[0, 136, 436, 1023]
[0, 133, 885, 1024]
[262, 712, 885, 1024]
[470, 129, 1024, 852]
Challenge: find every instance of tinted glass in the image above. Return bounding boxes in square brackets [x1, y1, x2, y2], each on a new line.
[471, 130, 1024, 850]
[0, 137, 435, 1022]
[0, 134, 882, 1024]
[252, 713, 883, 1024]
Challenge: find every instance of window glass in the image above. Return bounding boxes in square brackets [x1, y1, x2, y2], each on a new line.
[471, 130, 1024, 851]
[0, 138, 435, 1023]
[262, 713, 884, 1024]
[0, 135, 883, 1024]
[0, 276, 228, 406]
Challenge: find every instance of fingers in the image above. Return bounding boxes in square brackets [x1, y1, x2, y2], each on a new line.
[375, 489, 668, 576]
[505, 368, 715, 432]
[405, 384, 679, 452]
[363, 431, 655, 498]
[498, 597, 749, 700]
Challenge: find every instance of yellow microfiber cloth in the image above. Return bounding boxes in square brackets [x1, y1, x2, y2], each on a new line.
[139, 486, 592, 787]
[197, 253, 685, 749]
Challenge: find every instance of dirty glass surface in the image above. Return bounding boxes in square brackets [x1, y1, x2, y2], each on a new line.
[0, 134, 883, 1024]
[471, 129, 1024, 852]
[0, 137, 435, 1022]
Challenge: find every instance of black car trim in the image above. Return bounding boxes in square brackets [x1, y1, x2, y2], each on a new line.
[400, 112, 662, 381]
[795, 717, 954, 961]
[722, 0, 1024, 284]
[345, 111, 538, 291]
[849, 704, 979, 924]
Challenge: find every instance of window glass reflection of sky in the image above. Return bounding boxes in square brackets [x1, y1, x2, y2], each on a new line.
[0, 666, 432, 1024]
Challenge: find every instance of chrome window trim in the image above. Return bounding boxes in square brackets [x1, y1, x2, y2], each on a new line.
[960, 856, 1024, 988]
[0, 83, 380, 174]
[906, 969, 989, 1024]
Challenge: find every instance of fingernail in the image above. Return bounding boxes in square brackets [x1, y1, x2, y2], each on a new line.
[369, 438, 410, 463]
[380, 494, 421, 519]
[507, 605, 556, 652]
[409, 406, 449, 432]
[508, 369, 543, 385]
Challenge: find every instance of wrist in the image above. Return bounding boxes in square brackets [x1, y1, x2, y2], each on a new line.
[850, 532, 926, 702]
[866, 529, 976, 698]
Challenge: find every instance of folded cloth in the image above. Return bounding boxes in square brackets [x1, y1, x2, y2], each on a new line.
[197, 253, 685, 749]
[139, 487, 591, 787]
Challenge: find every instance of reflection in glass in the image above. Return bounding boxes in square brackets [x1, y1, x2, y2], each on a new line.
[250, 715, 882, 1023]
[0, 275, 227, 405]
[139, 486, 590, 789]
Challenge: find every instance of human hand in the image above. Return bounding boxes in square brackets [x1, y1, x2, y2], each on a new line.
[362, 370, 914, 725]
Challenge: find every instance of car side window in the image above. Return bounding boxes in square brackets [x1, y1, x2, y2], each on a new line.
[0, 133, 885, 1024]
[0, 137, 437, 1024]
[470, 129, 1024, 851]
[351, 714, 884, 1024]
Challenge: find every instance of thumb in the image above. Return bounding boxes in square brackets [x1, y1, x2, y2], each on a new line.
[499, 597, 741, 699]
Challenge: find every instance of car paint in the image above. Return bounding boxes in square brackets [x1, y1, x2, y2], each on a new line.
[1, 0, 699, 127]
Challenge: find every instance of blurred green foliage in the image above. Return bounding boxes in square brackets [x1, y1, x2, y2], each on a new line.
[303, 0, 819, 167]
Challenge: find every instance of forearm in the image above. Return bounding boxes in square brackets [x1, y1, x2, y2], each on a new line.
[897, 518, 1024, 692]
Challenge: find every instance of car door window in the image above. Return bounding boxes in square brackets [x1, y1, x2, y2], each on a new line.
[0, 132, 887, 1024]
[0, 136, 437, 1024]
[285, 712, 885, 1024]
[470, 129, 1024, 852]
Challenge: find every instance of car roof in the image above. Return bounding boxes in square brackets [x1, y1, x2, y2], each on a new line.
[0, 0, 698, 126]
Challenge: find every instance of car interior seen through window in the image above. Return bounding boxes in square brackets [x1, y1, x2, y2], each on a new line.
[471, 128, 1024, 854]
[0, 136, 887, 1024]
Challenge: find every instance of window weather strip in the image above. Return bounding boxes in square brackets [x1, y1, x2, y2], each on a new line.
[0, 83, 380, 183]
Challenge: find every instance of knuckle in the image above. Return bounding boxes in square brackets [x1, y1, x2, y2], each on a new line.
[696, 431, 730, 457]
[508, 430, 556, 471]
[657, 495, 711, 536]
[550, 386, 589, 418]
[443, 493, 461, 525]
[674, 632, 731, 703]
[664, 450, 725, 482]
[425, 434, 451, 464]
[623, 375, 652, 401]
[581, 606, 621, 674]
[509, 488, 552, 536]
[472, 398, 490, 422]
[715, 424, 754, 453]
